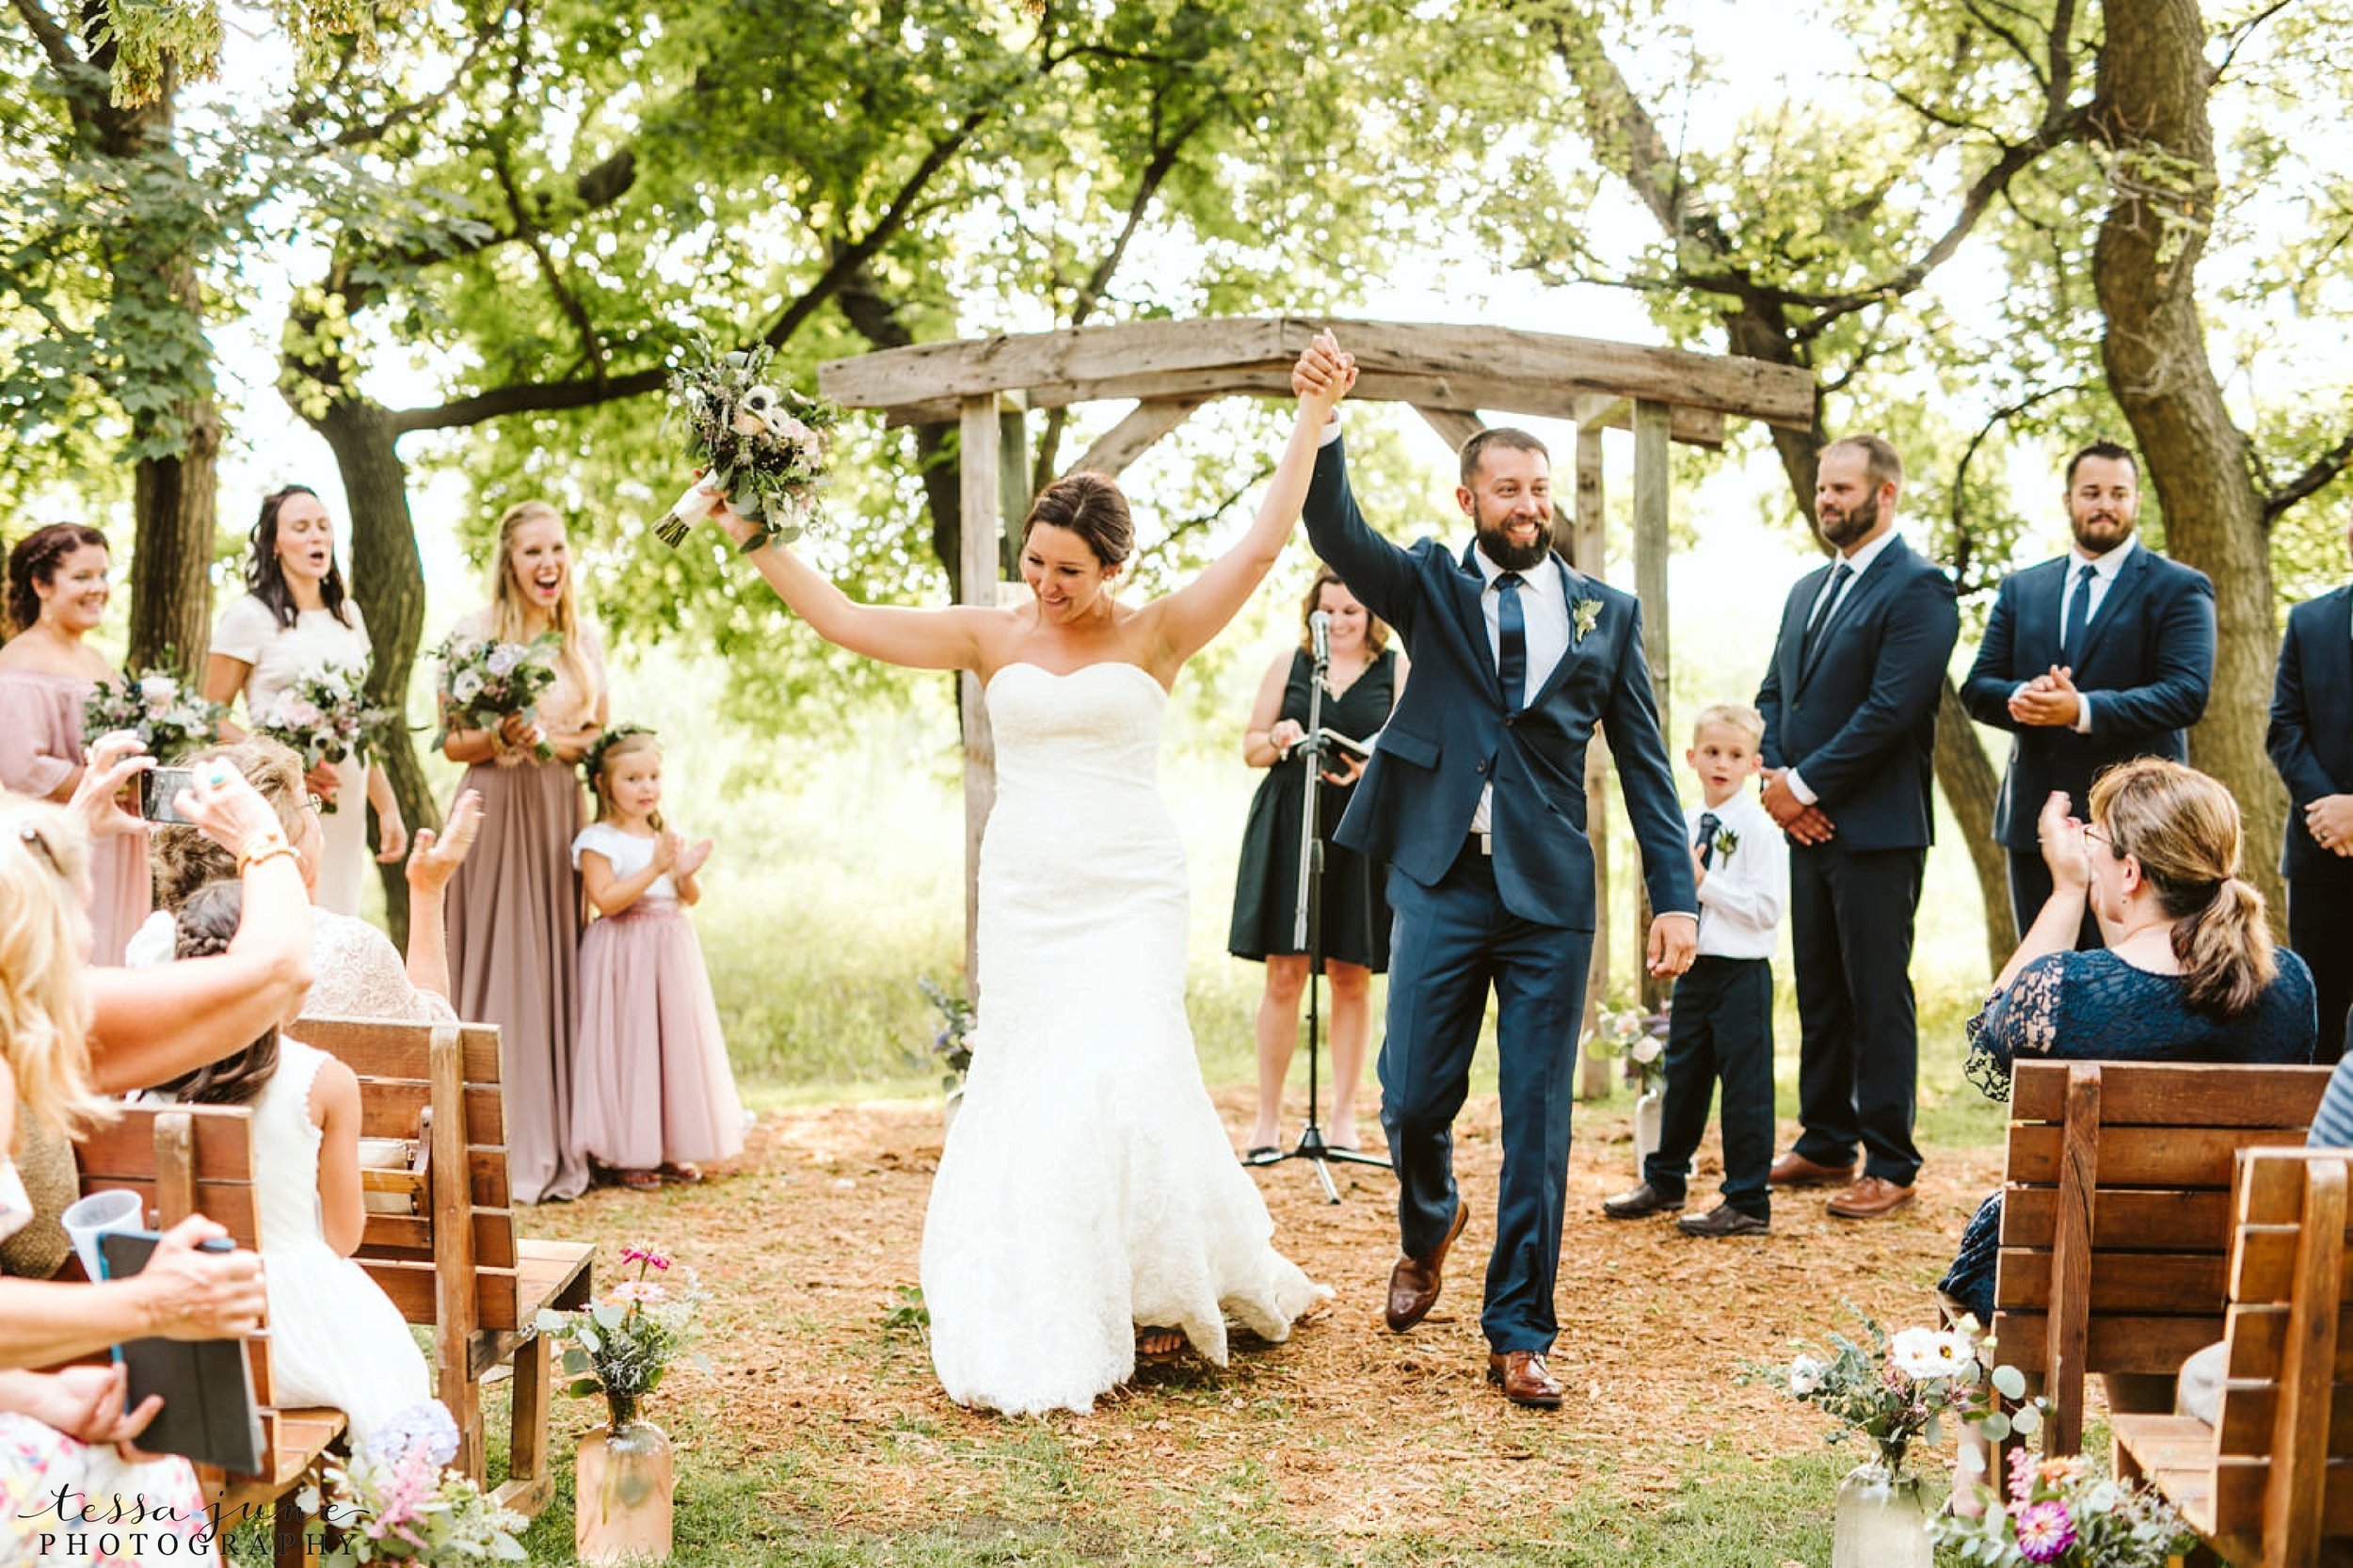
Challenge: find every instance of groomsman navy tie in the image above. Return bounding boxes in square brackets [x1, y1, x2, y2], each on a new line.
[1496, 571, 1528, 712]
[1696, 810, 1721, 870]
[2061, 560, 2096, 671]
[1801, 560, 1853, 669]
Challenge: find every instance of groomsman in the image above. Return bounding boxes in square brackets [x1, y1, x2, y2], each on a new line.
[1961, 441, 2216, 942]
[1755, 435, 1958, 1220]
[2268, 514, 2353, 1060]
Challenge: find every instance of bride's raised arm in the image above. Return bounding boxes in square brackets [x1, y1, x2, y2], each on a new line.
[1140, 346, 1357, 675]
[720, 520, 997, 672]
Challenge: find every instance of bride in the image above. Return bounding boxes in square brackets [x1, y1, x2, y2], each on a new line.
[712, 363, 1355, 1415]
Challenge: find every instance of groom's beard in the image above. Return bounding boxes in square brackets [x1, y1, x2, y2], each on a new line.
[1472, 501, 1552, 572]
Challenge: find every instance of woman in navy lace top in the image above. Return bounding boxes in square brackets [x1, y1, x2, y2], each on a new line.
[1940, 759, 2317, 1326]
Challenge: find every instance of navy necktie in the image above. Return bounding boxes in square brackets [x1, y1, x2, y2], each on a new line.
[2061, 561, 2096, 670]
[1801, 561, 1853, 667]
[1496, 571, 1527, 712]
[1696, 810, 1721, 869]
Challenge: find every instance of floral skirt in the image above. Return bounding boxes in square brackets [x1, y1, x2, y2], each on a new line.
[0, 1413, 210, 1564]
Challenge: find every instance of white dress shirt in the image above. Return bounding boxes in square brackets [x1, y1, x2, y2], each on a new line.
[1689, 791, 1787, 960]
[2015, 534, 2137, 734]
[1467, 545, 1570, 836]
[1785, 529, 1905, 807]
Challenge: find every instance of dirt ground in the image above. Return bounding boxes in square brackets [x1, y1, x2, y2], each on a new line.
[522, 1091, 2004, 1545]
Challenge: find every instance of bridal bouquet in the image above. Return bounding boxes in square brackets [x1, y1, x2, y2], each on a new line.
[299, 1400, 526, 1564]
[253, 664, 396, 809]
[82, 665, 225, 761]
[432, 629, 562, 760]
[652, 343, 842, 550]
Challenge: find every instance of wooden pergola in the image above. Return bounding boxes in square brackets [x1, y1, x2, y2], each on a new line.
[819, 317, 1815, 1052]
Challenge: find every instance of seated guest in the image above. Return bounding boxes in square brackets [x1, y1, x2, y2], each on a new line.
[3, 791, 275, 1564]
[1941, 758, 2318, 1330]
[124, 739, 480, 1020]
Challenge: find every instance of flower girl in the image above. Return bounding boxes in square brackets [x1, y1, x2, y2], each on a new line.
[148, 881, 430, 1442]
[571, 728, 744, 1189]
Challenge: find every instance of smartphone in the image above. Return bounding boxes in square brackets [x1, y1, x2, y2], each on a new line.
[141, 765, 197, 824]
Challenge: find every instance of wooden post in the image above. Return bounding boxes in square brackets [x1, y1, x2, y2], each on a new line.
[1631, 401, 1672, 1011]
[998, 405, 1029, 581]
[960, 396, 1001, 997]
[1575, 424, 1613, 1100]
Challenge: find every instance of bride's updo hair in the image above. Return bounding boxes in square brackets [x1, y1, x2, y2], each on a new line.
[1020, 472, 1132, 568]
[2089, 757, 2276, 1017]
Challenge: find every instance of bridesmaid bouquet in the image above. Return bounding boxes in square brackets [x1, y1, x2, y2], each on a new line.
[300, 1400, 527, 1564]
[536, 1243, 709, 1422]
[652, 343, 842, 550]
[253, 663, 396, 810]
[81, 665, 226, 761]
[432, 630, 562, 760]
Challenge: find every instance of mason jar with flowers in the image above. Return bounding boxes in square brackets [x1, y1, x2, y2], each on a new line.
[1582, 1002, 1669, 1163]
[536, 1243, 708, 1565]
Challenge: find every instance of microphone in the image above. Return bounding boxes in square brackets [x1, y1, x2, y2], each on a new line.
[1309, 609, 1331, 664]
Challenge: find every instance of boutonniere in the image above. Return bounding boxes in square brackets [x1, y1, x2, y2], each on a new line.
[1571, 598, 1601, 647]
[1713, 826, 1739, 860]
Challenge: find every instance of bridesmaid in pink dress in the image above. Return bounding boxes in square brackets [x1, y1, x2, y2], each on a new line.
[440, 501, 608, 1204]
[0, 526, 150, 963]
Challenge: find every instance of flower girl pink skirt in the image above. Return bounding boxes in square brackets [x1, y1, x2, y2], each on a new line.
[569, 899, 745, 1171]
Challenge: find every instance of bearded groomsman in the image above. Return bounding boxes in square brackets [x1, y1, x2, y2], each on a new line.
[1756, 435, 1958, 1221]
[2268, 511, 2353, 1061]
[1961, 441, 2216, 945]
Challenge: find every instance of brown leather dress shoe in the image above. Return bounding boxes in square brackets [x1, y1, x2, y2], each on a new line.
[1384, 1198, 1468, 1334]
[1768, 1150, 1856, 1189]
[1486, 1351, 1564, 1409]
[1826, 1175, 1914, 1219]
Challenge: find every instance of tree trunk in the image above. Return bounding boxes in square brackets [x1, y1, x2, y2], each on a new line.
[2091, 0, 2288, 929]
[1936, 691, 2018, 969]
[314, 398, 437, 945]
[126, 396, 220, 671]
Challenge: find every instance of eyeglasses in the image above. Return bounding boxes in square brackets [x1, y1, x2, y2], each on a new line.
[306, 794, 326, 814]
[15, 822, 64, 876]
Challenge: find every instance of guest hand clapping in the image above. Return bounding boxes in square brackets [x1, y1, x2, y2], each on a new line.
[406, 788, 484, 896]
[2009, 665, 2084, 728]
[675, 838, 713, 879]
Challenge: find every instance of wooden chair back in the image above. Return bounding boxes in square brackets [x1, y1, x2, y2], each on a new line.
[1991, 1058, 2338, 1451]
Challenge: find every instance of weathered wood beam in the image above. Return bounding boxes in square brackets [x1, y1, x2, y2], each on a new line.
[958, 395, 1000, 996]
[1632, 398, 1673, 1013]
[1414, 405, 1487, 450]
[1574, 394, 1725, 448]
[1574, 423, 1613, 1100]
[1064, 399, 1206, 479]
[883, 369, 1728, 444]
[823, 315, 1812, 430]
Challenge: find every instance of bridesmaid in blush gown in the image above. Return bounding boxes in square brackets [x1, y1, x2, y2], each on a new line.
[440, 501, 609, 1205]
[0, 525, 150, 963]
[707, 354, 1357, 1415]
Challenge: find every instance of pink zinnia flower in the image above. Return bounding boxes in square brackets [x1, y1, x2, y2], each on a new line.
[2013, 1499, 2076, 1563]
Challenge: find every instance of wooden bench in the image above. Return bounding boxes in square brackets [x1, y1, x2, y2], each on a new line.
[296, 1015, 594, 1517]
[1985, 1059, 2339, 1453]
[73, 1101, 345, 1567]
[2113, 1147, 2353, 1567]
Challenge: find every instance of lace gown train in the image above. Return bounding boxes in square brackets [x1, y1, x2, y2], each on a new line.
[920, 662, 1328, 1416]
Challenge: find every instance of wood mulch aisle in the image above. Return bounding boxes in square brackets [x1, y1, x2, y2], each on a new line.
[520, 1090, 2004, 1551]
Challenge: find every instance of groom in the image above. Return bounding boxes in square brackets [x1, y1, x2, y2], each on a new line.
[1293, 334, 1696, 1409]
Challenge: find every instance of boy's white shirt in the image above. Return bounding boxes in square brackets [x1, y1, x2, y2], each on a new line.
[1687, 789, 1787, 960]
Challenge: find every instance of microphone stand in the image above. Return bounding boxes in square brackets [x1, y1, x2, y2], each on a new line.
[1244, 623, 1391, 1204]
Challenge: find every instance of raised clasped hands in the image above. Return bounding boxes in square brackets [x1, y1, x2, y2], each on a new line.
[2036, 789, 2093, 889]
[1759, 768, 1834, 845]
[1291, 329, 1358, 416]
[2306, 793, 2353, 856]
[2009, 664, 2083, 728]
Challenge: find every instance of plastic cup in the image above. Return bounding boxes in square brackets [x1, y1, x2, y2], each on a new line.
[60, 1188, 145, 1281]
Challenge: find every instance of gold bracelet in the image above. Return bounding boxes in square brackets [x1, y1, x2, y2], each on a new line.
[239, 843, 302, 876]
[236, 830, 296, 877]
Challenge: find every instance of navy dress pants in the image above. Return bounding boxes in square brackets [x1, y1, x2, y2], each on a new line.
[1788, 842, 1926, 1186]
[1379, 843, 1593, 1354]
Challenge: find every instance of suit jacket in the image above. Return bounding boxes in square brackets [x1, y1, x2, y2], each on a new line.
[1301, 437, 1695, 931]
[1755, 535, 1960, 852]
[1961, 546, 2216, 849]
[2267, 585, 2353, 884]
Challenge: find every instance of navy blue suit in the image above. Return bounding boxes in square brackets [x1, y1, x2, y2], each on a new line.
[1304, 437, 1694, 1354]
[1756, 535, 1958, 1187]
[2267, 585, 2353, 1059]
[1961, 545, 2215, 934]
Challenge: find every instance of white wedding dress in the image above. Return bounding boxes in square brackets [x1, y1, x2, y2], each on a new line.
[920, 661, 1329, 1416]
